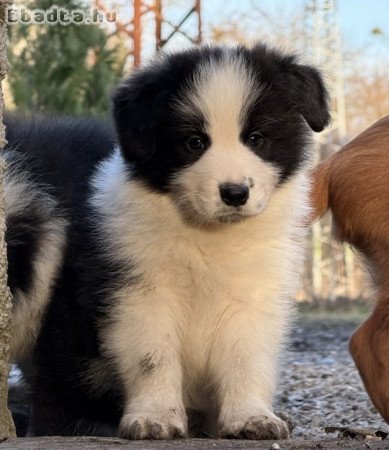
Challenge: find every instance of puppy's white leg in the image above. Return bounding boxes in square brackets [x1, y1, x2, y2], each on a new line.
[104, 290, 187, 439]
[210, 303, 290, 440]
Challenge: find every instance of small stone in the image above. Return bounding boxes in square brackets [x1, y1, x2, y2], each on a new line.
[270, 444, 281, 450]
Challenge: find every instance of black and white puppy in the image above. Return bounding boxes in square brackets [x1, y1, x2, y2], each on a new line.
[5, 44, 329, 439]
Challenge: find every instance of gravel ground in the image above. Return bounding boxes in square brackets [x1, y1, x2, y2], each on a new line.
[8, 312, 389, 441]
[276, 312, 389, 439]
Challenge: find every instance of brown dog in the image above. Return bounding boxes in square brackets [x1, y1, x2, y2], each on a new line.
[310, 115, 389, 422]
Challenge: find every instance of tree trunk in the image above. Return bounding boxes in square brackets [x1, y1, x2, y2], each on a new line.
[0, 0, 16, 440]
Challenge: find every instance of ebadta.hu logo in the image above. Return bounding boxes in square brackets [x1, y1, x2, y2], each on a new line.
[5, 5, 117, 25]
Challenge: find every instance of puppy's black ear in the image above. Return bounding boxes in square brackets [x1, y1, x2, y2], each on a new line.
[112, 73, 161, 163]
[286, 63, 331, 132]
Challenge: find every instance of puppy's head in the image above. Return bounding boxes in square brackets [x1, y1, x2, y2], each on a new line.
[113, 44, 330, 224]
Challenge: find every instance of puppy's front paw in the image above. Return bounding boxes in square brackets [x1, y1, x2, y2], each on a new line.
[118, 410, 187, 440]
[218, 413, 289, 440]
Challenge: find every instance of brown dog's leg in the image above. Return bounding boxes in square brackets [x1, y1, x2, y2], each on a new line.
[349, 296, 389, 423]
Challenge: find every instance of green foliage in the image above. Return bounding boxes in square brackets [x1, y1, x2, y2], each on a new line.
[8, 0, 127, 116]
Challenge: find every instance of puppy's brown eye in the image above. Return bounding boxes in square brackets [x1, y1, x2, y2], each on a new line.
[187, 136, 205, 151]
[247, 132, 264, 148]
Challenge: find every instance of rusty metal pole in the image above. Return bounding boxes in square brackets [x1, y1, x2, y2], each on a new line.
[195, 0, 202, 44]
[129, 0, 202, 66]
[155, 0, 163, 51]
[132, 0, 142, 67]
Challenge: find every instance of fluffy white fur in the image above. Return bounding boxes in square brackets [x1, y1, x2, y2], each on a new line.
[91, 157, 309, 439]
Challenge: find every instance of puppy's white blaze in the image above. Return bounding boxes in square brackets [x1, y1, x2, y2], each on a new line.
[173, 55, 278, 223]
[185, 54, 260, 142]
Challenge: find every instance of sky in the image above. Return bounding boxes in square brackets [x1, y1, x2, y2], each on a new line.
[120, 0, 388, 68]
[201, 0, 389, 54]
[96, 0, 388, 69]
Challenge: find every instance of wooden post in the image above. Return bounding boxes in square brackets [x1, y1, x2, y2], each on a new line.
[0, 0, 16, 440]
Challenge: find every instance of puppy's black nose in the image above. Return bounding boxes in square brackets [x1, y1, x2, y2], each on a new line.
[219, 183, 249, 207]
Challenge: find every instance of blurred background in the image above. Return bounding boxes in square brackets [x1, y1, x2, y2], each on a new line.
[5, 0, 389, 308]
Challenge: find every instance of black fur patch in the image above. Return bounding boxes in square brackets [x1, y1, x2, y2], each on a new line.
[139, 353, 158, 375]
[6, 213, 47, 296]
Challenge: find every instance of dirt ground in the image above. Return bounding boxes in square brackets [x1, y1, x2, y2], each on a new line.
[2, 436, 389, 449]
[5, 309, 389, 448]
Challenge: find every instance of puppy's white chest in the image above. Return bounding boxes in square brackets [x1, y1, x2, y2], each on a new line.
[141, 232, 282, 377]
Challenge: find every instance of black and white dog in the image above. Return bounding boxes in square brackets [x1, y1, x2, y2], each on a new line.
[5, 44, 329, 439]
